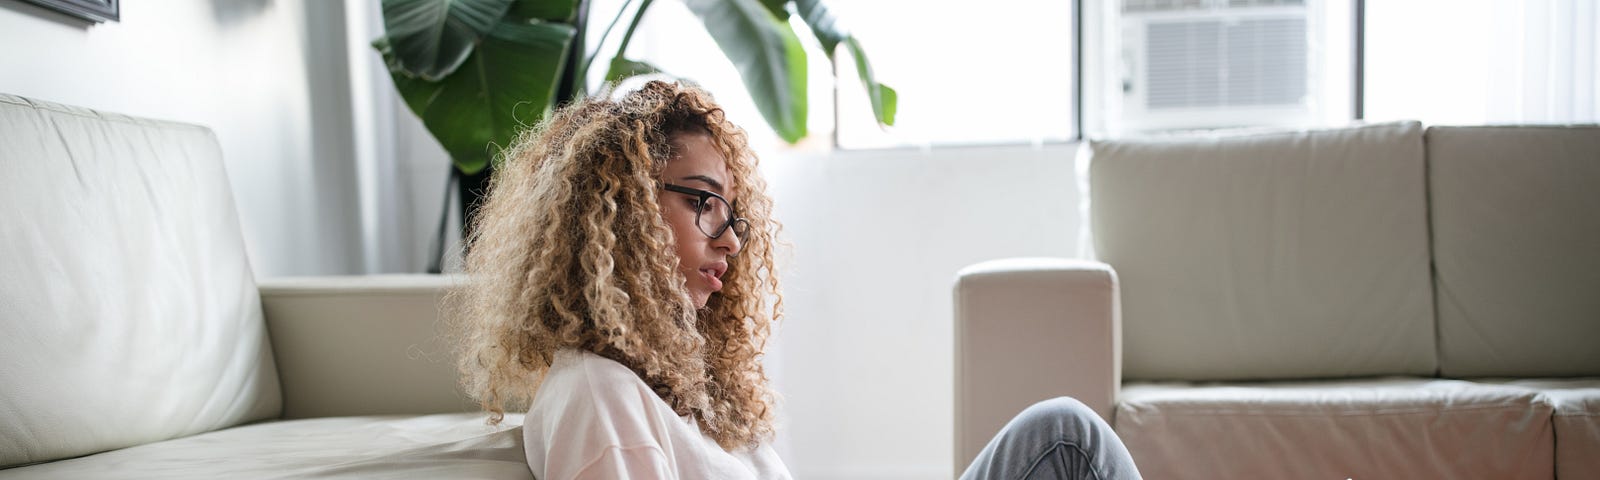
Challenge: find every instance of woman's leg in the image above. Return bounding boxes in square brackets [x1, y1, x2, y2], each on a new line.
[959, 397, 1141, 480]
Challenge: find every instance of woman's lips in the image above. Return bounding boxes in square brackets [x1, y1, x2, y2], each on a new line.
[699, 268, 723, 292]
[698, 262, 726, 292]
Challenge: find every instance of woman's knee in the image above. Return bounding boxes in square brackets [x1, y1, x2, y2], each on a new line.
[1007, 396, 1106, 438]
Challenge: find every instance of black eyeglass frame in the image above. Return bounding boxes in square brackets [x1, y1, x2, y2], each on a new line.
[661, 183, 751, 241]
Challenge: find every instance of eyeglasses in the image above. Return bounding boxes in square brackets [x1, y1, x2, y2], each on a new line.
[662, 183, 750, 241]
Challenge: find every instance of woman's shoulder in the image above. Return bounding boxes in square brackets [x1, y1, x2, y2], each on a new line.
[535, 349, 659, 414]
[527, 349, 684, 453]
[525, 350, 679, 478]
[545, 349, 648, 389]
[550, 348, 643, 379]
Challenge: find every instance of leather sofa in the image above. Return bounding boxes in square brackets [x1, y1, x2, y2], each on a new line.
[954, 121, 1600, 479]
[0, 94, 532, 478]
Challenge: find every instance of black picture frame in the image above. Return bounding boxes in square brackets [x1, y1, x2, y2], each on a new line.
[22, 0, 117, 23]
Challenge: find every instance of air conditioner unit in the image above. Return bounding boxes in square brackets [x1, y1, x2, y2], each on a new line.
[1118, 0, 1321, 132]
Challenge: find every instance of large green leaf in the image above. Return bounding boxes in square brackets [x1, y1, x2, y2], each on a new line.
[380, 19, 576, 174]
[381, 0, 516, 80]
[605, 57, 664, 83]
[795, 0, 895, 127]
[757, 0, 790, 21]
[507, 0, 580, 22]
[793, 0, 841, 54]
[374, 37, 446, 117]
[683, 0, 808, 144]
[845, 37, 896, 126]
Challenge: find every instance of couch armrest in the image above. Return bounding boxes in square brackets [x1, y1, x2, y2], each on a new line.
[953, 258, 1121, 474]
[259, 274, 478, 419]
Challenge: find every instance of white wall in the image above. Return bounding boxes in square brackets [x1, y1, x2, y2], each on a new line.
[762, 143, 1083, 479]
[0, 0, 364, 277]
[342, 0, 458, 275]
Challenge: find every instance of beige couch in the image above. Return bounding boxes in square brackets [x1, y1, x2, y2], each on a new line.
[955, 121, 1600, 479]
[0, 95, 531, 478]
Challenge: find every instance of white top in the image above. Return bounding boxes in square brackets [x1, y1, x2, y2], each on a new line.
[523, 349, 792, 479]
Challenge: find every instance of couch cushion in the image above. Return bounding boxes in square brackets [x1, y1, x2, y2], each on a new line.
[1494, 378, 1600, 480]
[1086, 122, 1436, 380]
[0, 94, 280, 467]
[0, 413, 530, 479]
[1114, 378, 1553, 479]
[1427, 125, 1600, 377]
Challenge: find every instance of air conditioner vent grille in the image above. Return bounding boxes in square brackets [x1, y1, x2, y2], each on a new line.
[1145, 17, 1307, 109]
[1123, 0, 1303, 14]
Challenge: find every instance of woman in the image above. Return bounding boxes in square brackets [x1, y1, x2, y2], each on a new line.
[452, 80, 1141, 479]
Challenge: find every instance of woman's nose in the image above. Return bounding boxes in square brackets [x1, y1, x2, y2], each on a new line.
[712, 229, 741, 256]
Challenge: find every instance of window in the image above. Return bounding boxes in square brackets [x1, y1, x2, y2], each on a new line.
[1364, 0, 1599, 125]
[831, 0, 1079, 148]
[1085, 0, 1356, 135]
[592, 0, 1080, 150]
[592, 0, 1594, 150]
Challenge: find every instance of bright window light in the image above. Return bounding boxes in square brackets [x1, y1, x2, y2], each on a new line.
[1364, 0, 1600, 125]
[831, 0, 1079, 149]
[587, 0, 1080, 151]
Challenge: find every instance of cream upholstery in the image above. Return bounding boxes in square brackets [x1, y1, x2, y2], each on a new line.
[952, 258, 1120, 472]
[0, 413, 527, 479]
[1426, 126, 1600, 377]
[1116, 378, 1552, 479]
[260, 275, 478, 419]
[0, 94, 280, 467]
[0, 94, 527, 478]
[1087, 121, 1435, 381]
[954, 121, 1600, 479]
[1496, 378, 1600, 480]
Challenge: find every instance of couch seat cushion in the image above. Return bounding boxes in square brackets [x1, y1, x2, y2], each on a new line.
[0, 413, 530, 479]
[1114, 377, 1552, 480]
[1494, 378, 1600, 480]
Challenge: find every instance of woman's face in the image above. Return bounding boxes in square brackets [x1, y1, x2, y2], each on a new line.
[659, 132, 743, 308]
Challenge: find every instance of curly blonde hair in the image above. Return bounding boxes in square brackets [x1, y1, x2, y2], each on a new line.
[449, 80, 783, 450]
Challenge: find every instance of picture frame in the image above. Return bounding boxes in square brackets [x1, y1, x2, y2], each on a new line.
[22, 0, 118, 23]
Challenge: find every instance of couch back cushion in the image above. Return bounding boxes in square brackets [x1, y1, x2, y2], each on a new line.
[1427, 125, 1600, 377]
[1087, 121, 1437, 381]
[0, 94, 282, 467]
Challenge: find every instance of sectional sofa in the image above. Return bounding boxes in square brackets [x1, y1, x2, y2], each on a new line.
[955, 121, 1600, 479]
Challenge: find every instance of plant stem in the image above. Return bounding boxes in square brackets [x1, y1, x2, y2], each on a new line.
[610, 0, 655, 69]
[577, 0, 636, 91]
[557, 0, 592, 103]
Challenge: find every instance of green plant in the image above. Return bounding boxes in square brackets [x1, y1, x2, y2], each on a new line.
[373, 0, 897, 178]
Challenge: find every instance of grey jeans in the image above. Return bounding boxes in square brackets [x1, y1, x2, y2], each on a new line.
[960, 397, 1142, 480]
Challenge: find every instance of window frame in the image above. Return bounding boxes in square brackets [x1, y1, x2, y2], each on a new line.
[830, 0, 1370, 150]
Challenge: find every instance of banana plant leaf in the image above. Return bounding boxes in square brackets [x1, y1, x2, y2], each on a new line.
[795, 0, 896, 126]
[844, 37, 897, 126]
[507, 0, 581, 22]
[756, 0, 789, 21]
[682, 0, 809, 144]
[381, 0, 517, 80]
[378, 18, 576, 175]
[606, 57, 664, 83]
